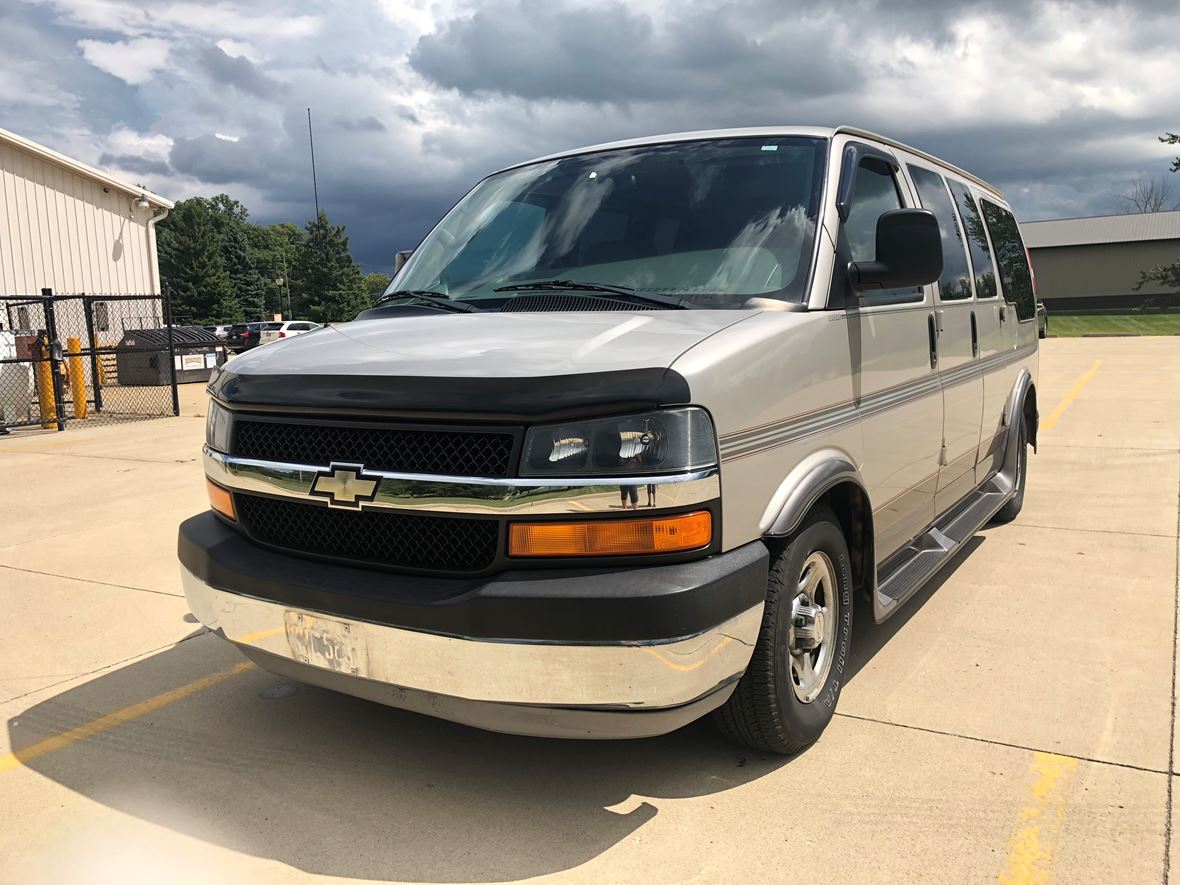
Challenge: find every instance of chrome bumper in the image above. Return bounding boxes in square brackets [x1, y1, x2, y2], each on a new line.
[181, 567, 760, 713]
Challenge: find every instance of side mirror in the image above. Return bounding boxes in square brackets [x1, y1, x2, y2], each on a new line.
[849, 208, 942, 293]
[394, 250, 414, 273]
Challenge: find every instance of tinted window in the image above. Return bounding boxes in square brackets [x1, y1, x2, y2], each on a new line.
[393, 137, 827, 307]
[947, 182, 997, 299]
[845, 160, 922, 305]
[908, 165, 973, 301]
[981, 200, 1035, 321]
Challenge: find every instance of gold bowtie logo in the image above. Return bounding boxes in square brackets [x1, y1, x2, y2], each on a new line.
[311, 465, 379, 508]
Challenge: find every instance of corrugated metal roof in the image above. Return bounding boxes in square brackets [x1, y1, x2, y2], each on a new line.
[1022, 210, 1180, 248]
[0, 126, 173, 209]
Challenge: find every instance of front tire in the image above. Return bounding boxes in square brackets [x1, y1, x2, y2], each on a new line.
[713, 506, 853, 755]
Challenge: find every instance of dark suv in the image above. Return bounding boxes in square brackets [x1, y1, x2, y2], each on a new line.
[226, 322, 279, 352]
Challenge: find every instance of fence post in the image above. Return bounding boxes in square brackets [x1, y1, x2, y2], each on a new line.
[164, 283, 180, 416]
[41, 288, 66, 431]
[81, 295, 104, 413]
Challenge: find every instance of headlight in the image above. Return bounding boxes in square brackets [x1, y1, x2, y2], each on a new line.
[520, 408, 717, 477]
[205, 400, 232, 452]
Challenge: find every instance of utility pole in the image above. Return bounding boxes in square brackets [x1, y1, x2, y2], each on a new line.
[307, 107, 320, 218]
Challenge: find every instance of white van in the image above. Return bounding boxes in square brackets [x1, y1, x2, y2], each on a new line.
[182, 126, 1038, 753]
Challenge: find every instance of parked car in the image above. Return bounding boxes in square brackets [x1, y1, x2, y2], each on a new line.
[258, 320, 322, 345]
[183, 125, 1039, 755]
[204, 325, 231, 340]
[225, 322, 278, 352]
[1036, 300, 1048, 338]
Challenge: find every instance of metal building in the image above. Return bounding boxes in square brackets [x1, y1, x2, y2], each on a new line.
[1022, 211, 1180, 310]
[0, 126, 173, 340]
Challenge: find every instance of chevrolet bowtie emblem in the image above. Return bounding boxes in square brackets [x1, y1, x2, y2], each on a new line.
[311, 464, 379, 508]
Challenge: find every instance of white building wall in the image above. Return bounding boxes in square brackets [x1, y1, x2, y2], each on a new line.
[0, 138, 165, 297]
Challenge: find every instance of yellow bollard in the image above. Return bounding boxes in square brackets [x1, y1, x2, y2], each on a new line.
[67, 336, 87, 419]
[35, 340, 57, 429]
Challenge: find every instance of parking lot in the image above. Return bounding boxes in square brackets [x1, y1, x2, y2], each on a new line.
[0, 337, 1176, 884]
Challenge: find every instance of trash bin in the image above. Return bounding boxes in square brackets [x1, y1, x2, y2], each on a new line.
[0, 329, 35, 426]
[115, 326, 227, 385]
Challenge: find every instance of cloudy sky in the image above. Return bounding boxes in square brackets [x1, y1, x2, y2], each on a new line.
[3, 0, 1178, 272]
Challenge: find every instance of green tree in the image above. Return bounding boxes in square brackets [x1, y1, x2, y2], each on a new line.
[158, 199, 236, 324]
[363, 272, 392, 299]
[248, 223, 304, 317]
[221, 222, 267, 320]
[293, 211, 368, 322]
[1135, 133, 1180, 298]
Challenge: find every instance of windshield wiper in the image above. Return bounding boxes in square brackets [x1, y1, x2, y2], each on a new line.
[375, 290, 480, 312]
[492, 279, 693, 309]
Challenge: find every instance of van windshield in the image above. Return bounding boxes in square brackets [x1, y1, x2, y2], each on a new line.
[390, 136, 827, 309]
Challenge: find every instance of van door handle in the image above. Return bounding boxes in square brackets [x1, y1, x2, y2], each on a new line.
[999, 304, 1007, 323]
[970, 310, 979, 358]
[927, 314, 938, 370]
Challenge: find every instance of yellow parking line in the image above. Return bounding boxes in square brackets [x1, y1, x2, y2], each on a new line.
[1040, 360, 1101, 432]
[0, 661, 254, 776]
[997, 751, 1079, 884]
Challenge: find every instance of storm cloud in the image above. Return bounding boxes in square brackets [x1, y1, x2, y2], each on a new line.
[4, 0, 1179, 272]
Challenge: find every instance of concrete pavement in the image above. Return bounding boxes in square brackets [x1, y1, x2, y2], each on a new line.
[0, 338, 1177, 884]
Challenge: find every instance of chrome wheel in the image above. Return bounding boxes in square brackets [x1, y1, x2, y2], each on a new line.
[789, 550, 839, 703]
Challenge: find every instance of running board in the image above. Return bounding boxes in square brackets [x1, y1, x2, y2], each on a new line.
[875, 476, 1011, 619]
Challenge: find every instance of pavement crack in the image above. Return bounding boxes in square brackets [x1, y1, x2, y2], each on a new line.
[834, 711, 1171, 778]
[0, 564, 183, 599]
[1163, 447, 1180, 885]
[1, 629, 209, 706]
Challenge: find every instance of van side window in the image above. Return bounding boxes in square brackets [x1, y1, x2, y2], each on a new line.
[846, 160, 922, 305]
[981, 200, 1035, 321]
[907, 165, 973, 301]
[946, 182, 997, 299]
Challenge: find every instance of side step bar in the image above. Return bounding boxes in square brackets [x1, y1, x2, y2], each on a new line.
[875, 476, 1011, 619]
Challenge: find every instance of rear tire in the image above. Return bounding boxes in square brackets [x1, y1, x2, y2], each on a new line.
[991, 413, 1028, 524]
[713, 506, 853, 755]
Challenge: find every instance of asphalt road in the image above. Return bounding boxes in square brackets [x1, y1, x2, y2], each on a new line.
[1, 337, 1177, 884]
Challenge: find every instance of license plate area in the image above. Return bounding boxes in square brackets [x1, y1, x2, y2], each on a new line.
[284, 611, 369, 676]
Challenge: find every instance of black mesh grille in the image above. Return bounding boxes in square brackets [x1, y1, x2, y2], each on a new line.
[236, 494, 500, 573]
[233, 420, 515, 477]
[500, 294, 639, 312]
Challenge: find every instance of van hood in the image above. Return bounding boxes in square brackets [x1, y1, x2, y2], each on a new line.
[211, 311, 757, 419]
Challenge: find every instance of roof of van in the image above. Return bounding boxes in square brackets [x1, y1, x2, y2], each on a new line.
[1021, 210, 1180, 248]
[499, 125, 1004, 199]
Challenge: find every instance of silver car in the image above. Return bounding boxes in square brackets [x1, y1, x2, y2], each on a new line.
[183, 126, 1038, 754]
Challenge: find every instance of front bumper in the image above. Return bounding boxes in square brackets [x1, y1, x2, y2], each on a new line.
[179, 513, 768, 738]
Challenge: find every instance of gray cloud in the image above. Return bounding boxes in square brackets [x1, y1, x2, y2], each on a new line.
[97, 152, 172, 176]
[410, 2, 860, 104]
[198, 44, 285, 99]
[335, 115, 387, 132]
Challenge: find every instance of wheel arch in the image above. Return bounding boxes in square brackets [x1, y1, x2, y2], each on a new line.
[761, 452, 876, 604]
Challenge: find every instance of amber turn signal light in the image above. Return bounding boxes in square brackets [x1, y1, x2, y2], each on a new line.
[508, 511, 711, 557]
[207, 479, 236, 521]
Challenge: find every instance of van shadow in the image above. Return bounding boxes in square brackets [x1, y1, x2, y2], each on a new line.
[7, 539, 985, 881]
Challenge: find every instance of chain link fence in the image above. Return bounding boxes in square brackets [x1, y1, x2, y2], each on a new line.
[1, 289, 226, 434]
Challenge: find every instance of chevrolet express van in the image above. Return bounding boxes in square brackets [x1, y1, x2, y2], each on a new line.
[181, 126, 1038, 754]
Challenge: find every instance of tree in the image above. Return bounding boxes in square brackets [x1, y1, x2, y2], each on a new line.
[1116, 174, 1179, 213]
[363, 272, 392, 298]
[1165, 133, 1180, 173]
[248, 223, 304, 318]
[158, 199, 236, 324]
[221, 222, 267, 320]
[293, 211, 369, 322]
[1133, 133, 1180, 299]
